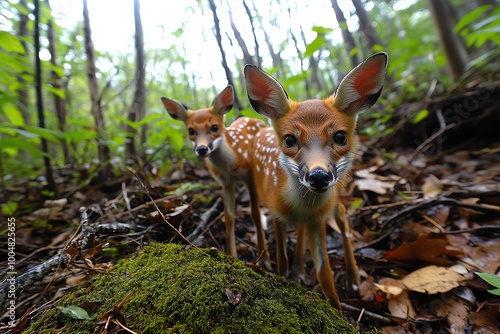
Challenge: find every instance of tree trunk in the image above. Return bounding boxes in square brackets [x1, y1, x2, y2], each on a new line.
[227, 2, 254, 65]
[207, 0, 242, 112]
[242, 0, 261, 67]
[34, 0, 56, 192]
[46, 0, 72, 165]
[330, 0, 360, 68]
[126, 0, 147, 163]
[82, 0, 113, 181]
[287, 0, 311, 98]
[250, 0, 282, 74]
[351, 0, 384, 50]
[427, 0, 469, 80]
[17, 0, 30, 126]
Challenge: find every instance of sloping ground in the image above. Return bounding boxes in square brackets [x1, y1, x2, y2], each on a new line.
[23, 243, 358, 334]
[1, 81, 499, 333]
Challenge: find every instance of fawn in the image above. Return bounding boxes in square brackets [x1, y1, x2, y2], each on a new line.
[161, 85, 271, 267]
[244, 52, 388, 309]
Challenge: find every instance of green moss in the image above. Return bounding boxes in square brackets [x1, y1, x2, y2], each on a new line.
[26, 243, 359, 333]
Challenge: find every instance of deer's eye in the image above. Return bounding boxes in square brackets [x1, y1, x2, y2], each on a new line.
[333, 131, 347, 145]
[210, 125, 219, 133]
[188, 128, 196, 136]
[284, 135, 297, 148]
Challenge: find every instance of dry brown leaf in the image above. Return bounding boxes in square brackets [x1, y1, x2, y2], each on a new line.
[356, 178, 396, 195]
[462, 241, 500, 273]
[422, 174, 443, 198]
[468, 307, 500, 333]
[375, 277, 406, 298]
[432, 293, 470, 334]
[387, 290, 417, 320]
[385, 232, 464, 265]
[402, 265, 464, 294]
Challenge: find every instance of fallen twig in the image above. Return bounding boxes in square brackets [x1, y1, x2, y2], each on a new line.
[186, 197, 223, 241]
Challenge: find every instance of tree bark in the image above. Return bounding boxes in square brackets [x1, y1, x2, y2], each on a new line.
[287, 0, 312, 98]
[83, 0, 113, 181]
[242, 0, 261, 67]
[351, 0, 384, 49]
[227, 2, 254, 65]
[330, 0, 360, 68]
[207, 0, 242, 112]
[34, 0, 56, 192]
[17, 0, 30, 126]
[427, 0, 469, 80]
[126, 0, 147, 162]
[250, 0, 282, 74]
[46, 0, 72, 165]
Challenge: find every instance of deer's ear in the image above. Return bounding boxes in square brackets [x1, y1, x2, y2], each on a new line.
[212, 85, 234, 116]
[244, 65, 290, 121]
[161, 97, 189, 121]
[333, 52, 388, 116]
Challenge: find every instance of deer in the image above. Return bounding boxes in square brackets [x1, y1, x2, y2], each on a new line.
[161, 85, 271, 268]
[244, 52, 388, 310]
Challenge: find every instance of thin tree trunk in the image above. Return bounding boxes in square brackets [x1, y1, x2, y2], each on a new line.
[46, 0, 72, 165]
[17, 0, 30, 126]
[242, 0, 261, 67]
[330, 0, 359, 68]
[288, 0, 311, 98]
[227, 1, 254, 65]
[34, 0, 56, 192]
[207, 0, 242, 112]
[250, 0, 282, 74]
[427, 0, 469, 80]
[127, 0, 146, 162]
[351, 0, 384, 49]
[83, 0, 113, 181]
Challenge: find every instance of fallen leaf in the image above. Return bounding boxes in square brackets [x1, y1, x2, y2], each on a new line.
[402, 265, 464, 294]
[356, 178, 396, 195]
[432, 292, 470, 334]
[468, 307, 500, 333]
[385, 232, 464, 265]
[374, 282, 404, 298]
[422, 174, 443, 198]
[387, 290, 416, 320]
[57, 305, 91, 320]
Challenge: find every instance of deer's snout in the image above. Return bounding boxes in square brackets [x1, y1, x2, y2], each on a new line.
[305, 168, 333, 192]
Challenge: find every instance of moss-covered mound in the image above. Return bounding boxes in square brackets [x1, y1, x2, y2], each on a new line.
[26, 243, 359, 333]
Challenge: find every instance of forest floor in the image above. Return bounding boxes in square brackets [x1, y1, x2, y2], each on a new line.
[1, 83, 499, 333]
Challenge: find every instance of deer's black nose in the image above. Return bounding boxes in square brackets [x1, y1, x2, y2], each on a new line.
[196, 146, 209, 157]
[306, 168, 332, 190]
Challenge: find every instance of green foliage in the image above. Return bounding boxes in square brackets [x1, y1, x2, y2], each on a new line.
[455, 5, 500, 47]
[475, 272, 500, 296]
[1, 0, 498, 185]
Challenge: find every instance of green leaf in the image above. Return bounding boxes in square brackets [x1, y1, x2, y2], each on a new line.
[3, 103, 25, 126]
[44, 84, 66, 99]
[454, 5, 491, 32]
[304, 35, 325, 58]
[0, 137, 46, 157]
[24, 126, 62, 143]
[137, 113, 161, 127]
[118, 116, 140, 130]
[2, 202, 18, 216]
[412, 109, 429, 124]
[312, 26, 333, 34]
[283, 72, 308, 87]
[57, 306, 91, 320]
[476, 272, 500, 289]
[0, 31, 26, 54]
[487, 288, 500, 296]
